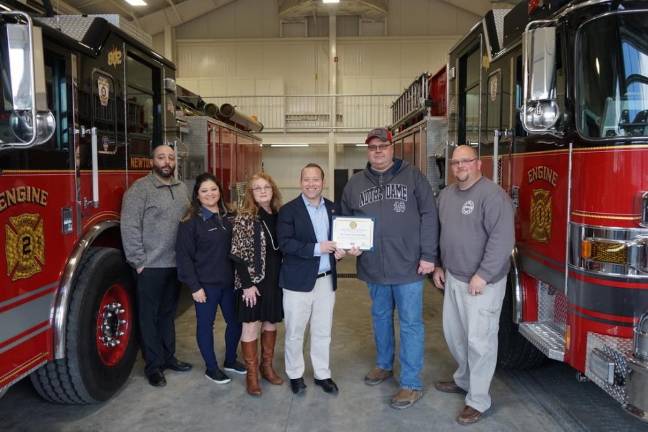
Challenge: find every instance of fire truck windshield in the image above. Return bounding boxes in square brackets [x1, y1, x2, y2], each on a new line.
[577, 12, 648, 139]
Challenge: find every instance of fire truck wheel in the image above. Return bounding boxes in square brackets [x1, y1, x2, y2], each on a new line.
[31, 247, 138, 403]
[497, 276, 546, 370]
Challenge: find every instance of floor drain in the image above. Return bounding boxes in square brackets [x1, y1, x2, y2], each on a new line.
[337, 273, 357, 279]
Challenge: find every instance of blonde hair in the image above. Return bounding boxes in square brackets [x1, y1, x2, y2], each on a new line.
[239, 172, 282, 216]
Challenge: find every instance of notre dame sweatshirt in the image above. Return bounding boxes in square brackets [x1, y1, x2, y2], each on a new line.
[340, 159, 439, 284]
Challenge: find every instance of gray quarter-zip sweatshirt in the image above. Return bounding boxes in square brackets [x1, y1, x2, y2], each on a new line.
[437, 176, 514, 284]
[121, 173, 190, 269]
[340, 159, 439, 284]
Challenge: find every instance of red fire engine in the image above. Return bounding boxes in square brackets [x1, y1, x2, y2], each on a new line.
[0, 4, 260, 404]
[442, 0, 648, 421]
[391, 67, 447, 194]
[175, 85, 263, 205]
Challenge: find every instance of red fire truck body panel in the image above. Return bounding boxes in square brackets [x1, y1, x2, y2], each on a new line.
[570, 147, 648, 228]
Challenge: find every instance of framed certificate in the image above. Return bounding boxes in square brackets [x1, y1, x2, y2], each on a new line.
[332, 216, 374, 251]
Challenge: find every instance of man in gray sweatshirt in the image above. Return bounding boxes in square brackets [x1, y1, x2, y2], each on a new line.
[121, 144, 192, 387]
[432, 145, 514, 425]
[341, 127, 439, 409]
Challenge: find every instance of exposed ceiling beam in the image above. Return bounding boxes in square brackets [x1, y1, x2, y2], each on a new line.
[139, 0, 238, 35]
[166, 0, 183, 23]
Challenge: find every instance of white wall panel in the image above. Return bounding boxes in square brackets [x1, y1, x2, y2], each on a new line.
[262, 145, 367, 201]
[175, 0, 280, 39]
[337, 37, 455, 94]
[177, 39, 330, 96]
[177, 36, 455, 97]
[387, 0, 479, 36]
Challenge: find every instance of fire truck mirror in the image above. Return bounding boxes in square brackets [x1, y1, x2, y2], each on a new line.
[522, 24, 560, 132]
[0, 15, 55, 149]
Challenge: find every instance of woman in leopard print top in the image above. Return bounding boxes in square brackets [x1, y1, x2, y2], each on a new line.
[230, 172, 283, 396]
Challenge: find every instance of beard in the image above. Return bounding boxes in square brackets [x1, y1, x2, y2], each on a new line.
[153, 164, 174, 178]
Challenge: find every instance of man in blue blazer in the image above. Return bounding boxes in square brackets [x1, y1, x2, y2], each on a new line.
[277, 163, 344, 396]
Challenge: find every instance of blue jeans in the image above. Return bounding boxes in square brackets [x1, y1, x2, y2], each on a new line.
[367, 281, 424, 390]
[194, 285, 242, 371]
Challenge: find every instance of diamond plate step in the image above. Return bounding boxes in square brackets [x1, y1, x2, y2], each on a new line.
[519, 321, 565, 361]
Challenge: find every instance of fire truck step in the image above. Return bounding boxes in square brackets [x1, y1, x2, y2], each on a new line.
[518, 321, 565, 362]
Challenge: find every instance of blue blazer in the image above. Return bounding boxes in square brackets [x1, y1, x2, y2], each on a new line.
[277, 196, 337, 292]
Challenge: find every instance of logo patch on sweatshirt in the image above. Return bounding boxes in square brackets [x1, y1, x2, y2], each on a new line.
[393, 201, 406, 213]
[358, 184, 408, 208]
[461, 200, 474, 215]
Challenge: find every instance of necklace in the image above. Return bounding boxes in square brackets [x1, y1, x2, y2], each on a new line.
[261, 220, 279, 251]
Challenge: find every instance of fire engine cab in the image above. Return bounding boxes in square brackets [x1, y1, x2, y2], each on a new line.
[0, 3, 179, 403]
[445, 0, 648, 420]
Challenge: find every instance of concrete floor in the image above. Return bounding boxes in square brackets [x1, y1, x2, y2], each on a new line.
[1, 258, 647, 432]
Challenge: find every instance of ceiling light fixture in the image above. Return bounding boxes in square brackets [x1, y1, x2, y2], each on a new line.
[270, 144, 309, 147]
[125, 0, 147, 6]
[322, 0, 340, 4]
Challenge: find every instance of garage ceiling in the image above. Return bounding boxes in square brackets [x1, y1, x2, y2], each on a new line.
[50, 0, 522, 34]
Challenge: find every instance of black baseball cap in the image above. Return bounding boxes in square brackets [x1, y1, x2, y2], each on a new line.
[365, 127, 393, 144]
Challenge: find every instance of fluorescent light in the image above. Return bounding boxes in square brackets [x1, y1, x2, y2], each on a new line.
[270, 144, 309, 147]
[125, 0, 147, 6]
[323, 0, 340, 3]
[355, 144, 367, 147]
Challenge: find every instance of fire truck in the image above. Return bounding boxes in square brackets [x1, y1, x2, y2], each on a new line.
[444, 0, 648, 421]
[390, 67, 447, 194]
[175, 85, 263, 206]
[0, 3, 181, 403]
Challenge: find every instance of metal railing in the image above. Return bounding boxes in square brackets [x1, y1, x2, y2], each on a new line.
[202, 94, 398, 132]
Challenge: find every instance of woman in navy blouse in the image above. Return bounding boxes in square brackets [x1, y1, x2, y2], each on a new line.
[176, 173, 245, 384]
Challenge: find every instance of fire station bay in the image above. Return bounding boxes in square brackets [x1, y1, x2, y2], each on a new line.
[2, 0, 648, 431]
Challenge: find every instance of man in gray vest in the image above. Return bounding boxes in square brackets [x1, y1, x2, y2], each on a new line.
[121, 144, 192, 387]
[432, 145, 514, 425]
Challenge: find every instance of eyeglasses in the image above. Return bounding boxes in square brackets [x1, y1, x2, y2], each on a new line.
[251, 186, 272, 192]
[367, 143, 393, 152]
[449, 158, 477, 167]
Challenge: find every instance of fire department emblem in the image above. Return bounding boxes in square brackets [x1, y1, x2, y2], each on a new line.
[5, 213, 45, 281]
[97, 76, 110, 107]
[461, 200, 474, 215]
[530, 189, 552, 243]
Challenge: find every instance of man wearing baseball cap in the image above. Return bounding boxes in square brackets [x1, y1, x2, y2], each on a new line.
[340, 127, 439, 409]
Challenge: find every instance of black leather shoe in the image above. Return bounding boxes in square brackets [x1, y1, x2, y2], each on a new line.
[147, 370, 167, 387]
[314, 378, 339, 394]
[290, 378, 307, 395]
[164, 359, 192, 372]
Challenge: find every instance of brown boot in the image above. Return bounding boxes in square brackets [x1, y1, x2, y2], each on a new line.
[241, 340, 262, 396]
[260, 331, 284, 385]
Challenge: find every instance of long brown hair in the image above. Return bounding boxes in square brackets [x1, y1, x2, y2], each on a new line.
[182, 173, 230, 222]
[239, 172, 282, 216]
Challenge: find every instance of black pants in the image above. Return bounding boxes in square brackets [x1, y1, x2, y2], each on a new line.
[137, 267, 180, 376]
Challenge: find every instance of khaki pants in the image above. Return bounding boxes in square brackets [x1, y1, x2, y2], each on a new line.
[442, 270, 506, 412]
[283, 275, 335, 380]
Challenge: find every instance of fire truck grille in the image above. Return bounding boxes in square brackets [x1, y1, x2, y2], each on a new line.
[590, 241, 628, 265]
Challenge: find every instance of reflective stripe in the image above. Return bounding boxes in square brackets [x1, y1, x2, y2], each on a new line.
[0, 282, 58, 310]
[0, 323, 49, 354]
[0, 292, 55, 345]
